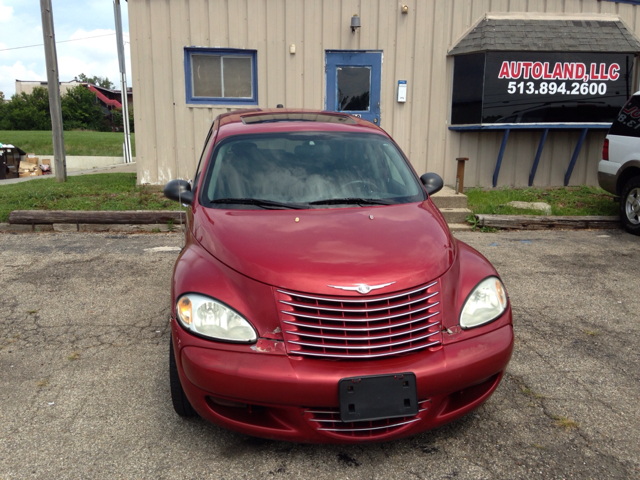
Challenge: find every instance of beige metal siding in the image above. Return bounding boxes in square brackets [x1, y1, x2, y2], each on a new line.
[128, 0, 640, 187]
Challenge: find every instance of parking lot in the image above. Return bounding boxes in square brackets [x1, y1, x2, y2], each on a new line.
[1, 229, 639, 479]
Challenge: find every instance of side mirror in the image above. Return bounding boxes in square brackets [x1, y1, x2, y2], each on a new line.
[420, 173, 444, 196]
[164, 179, 194, 205]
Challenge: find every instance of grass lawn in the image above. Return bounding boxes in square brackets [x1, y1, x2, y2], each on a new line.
[0, 173, 180, 223]
[0, 130, 135, 157]
[466, 185, 618, 217]
[0, 173, 618, 224]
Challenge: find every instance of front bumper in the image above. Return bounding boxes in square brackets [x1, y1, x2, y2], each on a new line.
[171, 319, 513, 443]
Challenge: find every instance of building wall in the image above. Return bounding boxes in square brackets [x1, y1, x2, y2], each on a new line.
[15, 80, 81, 96]
[128, 0, 640, 187]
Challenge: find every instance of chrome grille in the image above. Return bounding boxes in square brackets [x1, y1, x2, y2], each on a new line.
[302, 400, 430, 438]
[276, 281, 442, 359]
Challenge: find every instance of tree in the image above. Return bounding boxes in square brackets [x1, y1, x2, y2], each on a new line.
[0, 85, 113, 131]
[111, 105, 135, 133]
[61, 85, 109, 131]
[0, 87, 51, 130]
[0, 92, 5, 127]
[77, 73, 115, 89]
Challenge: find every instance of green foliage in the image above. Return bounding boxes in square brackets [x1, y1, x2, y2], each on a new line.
[78, 73, 114, 89]
[0, 173, 181, 222]
[61, 85, 109, 131]
[111, 109, 122, 129]
[0, 130, 136, 156]
[465, 213, 480, 230]
[0, 87, 52, 131]
[0, 84, 116, 132]
[129, 106, 135, 133]
[465, 213, 498, 233]
[111, 106, 135, 133]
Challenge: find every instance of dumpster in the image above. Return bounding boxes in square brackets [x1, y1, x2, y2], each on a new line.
[0, 144, 26, 180]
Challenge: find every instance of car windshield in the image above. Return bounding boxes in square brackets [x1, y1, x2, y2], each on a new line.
[201, 132, 425, 209]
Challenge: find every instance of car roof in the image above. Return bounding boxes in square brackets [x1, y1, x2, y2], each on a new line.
[215, 108, 387, 140]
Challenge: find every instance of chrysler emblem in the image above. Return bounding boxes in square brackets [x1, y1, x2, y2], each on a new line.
[327, 282, 395, 294]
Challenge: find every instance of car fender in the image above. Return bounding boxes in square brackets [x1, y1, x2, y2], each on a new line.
[171, 233, 282, 337]
[439, 240, 512, 344]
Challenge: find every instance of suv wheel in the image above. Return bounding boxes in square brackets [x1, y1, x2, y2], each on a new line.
[170, 335, 199, 417]
[620, 176, 640, 236]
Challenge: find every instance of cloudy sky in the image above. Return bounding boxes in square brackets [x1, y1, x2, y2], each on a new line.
[0, 0, 130, 98]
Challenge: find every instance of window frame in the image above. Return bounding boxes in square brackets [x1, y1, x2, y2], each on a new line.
[597, 0, 640, 5]
[184, 47, 258, 106]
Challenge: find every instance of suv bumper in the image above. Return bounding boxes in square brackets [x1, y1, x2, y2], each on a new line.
[598, 160, 620, 194]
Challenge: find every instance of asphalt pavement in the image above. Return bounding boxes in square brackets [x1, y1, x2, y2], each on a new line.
[0, 229, 639, 479]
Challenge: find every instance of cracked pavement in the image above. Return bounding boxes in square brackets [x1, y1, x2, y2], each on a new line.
[0, 230, 639, 479]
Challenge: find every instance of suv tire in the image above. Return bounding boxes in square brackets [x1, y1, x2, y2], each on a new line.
[620, 176, 640, 236]
[170, 335, 199, 417]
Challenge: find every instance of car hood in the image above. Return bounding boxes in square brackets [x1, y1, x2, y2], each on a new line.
[193, 201, 455, 295]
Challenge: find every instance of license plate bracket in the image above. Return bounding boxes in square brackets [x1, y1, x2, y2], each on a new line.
[338, 373, 418, 423]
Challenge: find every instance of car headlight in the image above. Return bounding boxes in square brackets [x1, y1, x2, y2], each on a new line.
[460, 277, 508, 329]
[175, 294, 257, 343]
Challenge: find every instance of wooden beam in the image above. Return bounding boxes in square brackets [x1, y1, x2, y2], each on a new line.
[476, 214, 619, 230]
[9, 210, 186, 225]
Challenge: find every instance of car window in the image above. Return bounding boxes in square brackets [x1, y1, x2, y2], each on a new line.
[201, 132, 425, 208]
[609, 95, 640, 137]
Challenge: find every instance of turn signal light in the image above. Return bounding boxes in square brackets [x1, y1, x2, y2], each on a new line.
[177, 297, 192, 324]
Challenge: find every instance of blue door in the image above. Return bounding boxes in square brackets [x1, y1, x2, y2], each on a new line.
[325, 51, 382, 125]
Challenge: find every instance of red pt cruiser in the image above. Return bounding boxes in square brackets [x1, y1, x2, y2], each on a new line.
[164, 109, 513, 443]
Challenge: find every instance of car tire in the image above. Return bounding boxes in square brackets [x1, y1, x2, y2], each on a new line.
[620, 176, 640, 236]
[170, 335, 199, 418]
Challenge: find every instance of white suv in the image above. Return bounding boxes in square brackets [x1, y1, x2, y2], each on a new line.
[598, 91, 640, 236]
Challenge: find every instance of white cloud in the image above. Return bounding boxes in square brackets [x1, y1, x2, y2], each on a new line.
[0, 61, 44, 98]
[0, 1, 13, 22]
[57, 28, 131, 87]
[0, 3, 130, 97]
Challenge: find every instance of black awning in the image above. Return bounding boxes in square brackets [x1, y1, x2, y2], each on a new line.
[449, 15, 640, 55]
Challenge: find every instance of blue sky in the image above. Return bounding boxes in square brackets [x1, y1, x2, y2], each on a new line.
[0, 0, 130, 97]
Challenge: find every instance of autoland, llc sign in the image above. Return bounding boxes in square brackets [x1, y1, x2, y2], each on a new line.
[451, 52, 634, 125]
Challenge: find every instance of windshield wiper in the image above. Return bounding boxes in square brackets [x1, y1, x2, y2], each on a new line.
[308, 197, 394, 206]
[210, 198, 310, 210]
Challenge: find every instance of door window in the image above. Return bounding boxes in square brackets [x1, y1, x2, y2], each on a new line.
[338, 67, 371, 111]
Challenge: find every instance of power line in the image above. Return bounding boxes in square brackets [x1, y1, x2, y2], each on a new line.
[0, 33, 122, 52]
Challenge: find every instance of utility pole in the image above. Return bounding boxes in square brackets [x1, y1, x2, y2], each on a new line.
[114, 0, 132, 164]
[40, 0, 66, 182]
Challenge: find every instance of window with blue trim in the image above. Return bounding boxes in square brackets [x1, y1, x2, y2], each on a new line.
[598, 0, 640, 4]
[184, 48, 257, 105]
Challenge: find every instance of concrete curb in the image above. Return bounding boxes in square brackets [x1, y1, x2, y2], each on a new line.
[0, 222, 476, 234]
[0, 211, 621, 234]
[0, 222, 185, 233]
[0, 162, 136, 185]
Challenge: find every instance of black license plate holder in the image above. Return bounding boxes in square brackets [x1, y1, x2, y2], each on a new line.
[338, 373, 418, 423]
